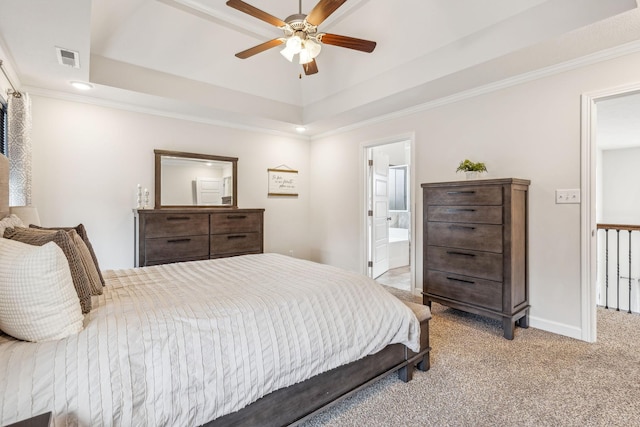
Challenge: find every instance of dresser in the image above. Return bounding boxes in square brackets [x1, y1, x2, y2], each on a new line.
[134, 208, 264, 267]
[422, 178, 530, 339]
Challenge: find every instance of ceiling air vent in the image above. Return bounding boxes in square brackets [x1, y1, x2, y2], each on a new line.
[55, 47, 80, 68]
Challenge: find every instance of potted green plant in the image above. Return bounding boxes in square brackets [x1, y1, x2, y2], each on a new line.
[456, 159, 487, 179]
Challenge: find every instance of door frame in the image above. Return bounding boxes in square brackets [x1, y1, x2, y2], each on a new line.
[581, 82, 640, 342]
[360, 132, 416, 289]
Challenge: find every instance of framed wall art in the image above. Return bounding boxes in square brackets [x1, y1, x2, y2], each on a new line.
[268, 167, 298, 197]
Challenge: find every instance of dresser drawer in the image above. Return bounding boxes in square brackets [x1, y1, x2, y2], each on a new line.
[426, 185, 502, 206]
[145, 235, 209, 262]
[426, 205, 502, 225]
[211, 212, 262, 233]
[426, 246, 503, 282]
[425, 270, 502, 311]
[144, 213, 209, 238]
[427, 222, 502, 253]
[211, 232, 262, 255]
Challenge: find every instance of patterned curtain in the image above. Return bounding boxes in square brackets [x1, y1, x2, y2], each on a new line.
[7, 92, 32, 206]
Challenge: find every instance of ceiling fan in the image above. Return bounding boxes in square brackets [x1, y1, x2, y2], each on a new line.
[226, 0, 377, 76]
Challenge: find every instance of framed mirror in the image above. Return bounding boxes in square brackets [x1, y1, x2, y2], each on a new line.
[154, 149, 238, 209]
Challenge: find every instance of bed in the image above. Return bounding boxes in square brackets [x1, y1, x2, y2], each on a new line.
[0, 155, 431, 426]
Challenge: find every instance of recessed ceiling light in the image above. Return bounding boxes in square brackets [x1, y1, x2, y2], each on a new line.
[70, 81, 93, 91]
[295, 126, 307, 133]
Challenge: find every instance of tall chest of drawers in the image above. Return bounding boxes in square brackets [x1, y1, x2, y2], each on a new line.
[134, 208, 264, 267]
[422, 178, 530, 339]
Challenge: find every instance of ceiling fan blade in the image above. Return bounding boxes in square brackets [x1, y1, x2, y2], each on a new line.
[303, 59, 319, 75]
[235, 39, 285, 59]
[306, 0, 346, 26]
[226, 0, 287, 28]
[318, 33, 376, 53]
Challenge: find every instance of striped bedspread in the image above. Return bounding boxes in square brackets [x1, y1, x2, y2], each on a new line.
[0, 253, 419, 426]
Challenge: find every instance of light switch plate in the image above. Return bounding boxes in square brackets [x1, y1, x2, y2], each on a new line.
[556, 189, 580, 204]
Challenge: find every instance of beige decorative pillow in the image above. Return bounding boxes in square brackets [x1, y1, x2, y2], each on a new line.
[30, 223, 104, 286]
[0, 239, 84, 342]
[0, 214, 25, 236]
[70, 230, 102, 296]
[3, 227, 92, 313]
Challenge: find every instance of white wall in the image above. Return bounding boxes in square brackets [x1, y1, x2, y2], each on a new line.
[30, 96, 311, 269]
[309, 51, 640, 339]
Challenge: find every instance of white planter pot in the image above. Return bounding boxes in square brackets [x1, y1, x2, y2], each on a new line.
[465, 171, 479, 180]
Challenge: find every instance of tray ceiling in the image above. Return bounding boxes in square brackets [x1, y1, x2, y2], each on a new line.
[0, 0, 638, 136]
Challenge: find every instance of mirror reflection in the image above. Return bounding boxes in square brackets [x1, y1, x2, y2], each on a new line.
[155, 150, 238, 208]
[389, 165, 408, 211]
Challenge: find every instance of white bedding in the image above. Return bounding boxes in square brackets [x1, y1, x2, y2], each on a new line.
[0, 253, 420, 426]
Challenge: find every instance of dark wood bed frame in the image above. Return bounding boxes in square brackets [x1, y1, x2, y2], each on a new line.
[0, 155, 430, 427]
[204, 312, 430, 427]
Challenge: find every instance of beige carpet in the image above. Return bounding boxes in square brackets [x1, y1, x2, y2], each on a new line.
[301, 289, 640, 427]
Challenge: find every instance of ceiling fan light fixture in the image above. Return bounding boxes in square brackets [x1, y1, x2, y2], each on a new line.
[305, 39, 322, 59]
[280, 45, 295, 62]
[298, 48, 312, 65]
[286, 35, 303, 54]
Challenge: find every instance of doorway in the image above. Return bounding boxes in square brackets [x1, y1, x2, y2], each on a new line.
[581, 82, 640, 342]
[363, 136, 415, 292]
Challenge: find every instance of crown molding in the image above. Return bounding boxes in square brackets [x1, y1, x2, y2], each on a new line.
[24, 86, 311, 141]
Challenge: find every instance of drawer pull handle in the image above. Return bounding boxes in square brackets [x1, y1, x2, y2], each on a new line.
[167, 238, 191, 243]
[449, 225, 476, 231]
[447, 251, 476, 257]
[227, 234, 247, 239]
[448, 208, 476, 212]
[227, 215, 247, 219]
[167, 216, 190, 221]
[446, 191, 476, 195]
[446, 276, 475, 284]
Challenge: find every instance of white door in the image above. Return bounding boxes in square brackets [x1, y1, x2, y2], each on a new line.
[371, 150, 390, 278]
[195, 177, 222, 205]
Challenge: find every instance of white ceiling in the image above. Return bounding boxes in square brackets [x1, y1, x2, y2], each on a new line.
[0, 0, 639, 137]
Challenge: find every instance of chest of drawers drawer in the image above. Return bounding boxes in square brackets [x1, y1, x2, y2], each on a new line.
[145, 235, 210, 263]
[426, 205, 502, 224]
[426, 245, 503, 282]
[210, 212, 262, 233]
[426, 270, 502, 311]
[144, 213, 209, 238]
[427, 222, 502, 253]
[210, 232, 262, 256]
[426, 185, 502, 206]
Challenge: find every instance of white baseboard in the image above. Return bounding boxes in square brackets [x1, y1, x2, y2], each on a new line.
[529, 316, 583, 341]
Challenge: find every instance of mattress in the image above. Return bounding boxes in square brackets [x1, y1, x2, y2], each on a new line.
[0, 253, 420, 426]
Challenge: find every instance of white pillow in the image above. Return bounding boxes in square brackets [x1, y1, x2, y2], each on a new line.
[0, 239, 84, 342]
[0, 214, 25, 237]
